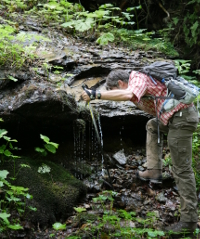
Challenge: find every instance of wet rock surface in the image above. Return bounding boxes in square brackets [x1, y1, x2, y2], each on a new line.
[0, 28, 160, 148]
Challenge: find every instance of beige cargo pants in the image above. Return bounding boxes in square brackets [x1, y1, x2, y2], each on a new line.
[146, 105, 199, 222]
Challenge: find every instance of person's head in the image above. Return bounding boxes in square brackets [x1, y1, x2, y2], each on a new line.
[105, 69, 130, 90]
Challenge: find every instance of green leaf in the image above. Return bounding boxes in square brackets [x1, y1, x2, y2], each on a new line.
[0, 170, 9, 179]
[0, 145, 6, 153]
[0, 212, 10, 224]
[172, 17, 179, 25]
[20, 164, 31, 169]
[47, 141, 59, 148]
[28, 206, 37, 211]
[44, 144, 57, 153]
[3, 136, 17, 142]
[35, 148, 47, 156]
[147, 230, 165, 237]
[25, 193, 33, 199]
[10, 185, 29, 194]
[121, 12, 132, 21]
[0, 129, 7, 138]
[40, 134, 50, 143]
[3, 136, 10, 141]
[94, 9, 110, 18]
[127, 5, 142, 11]
[187, 0, 197, 5]
[7, 75, 18, 82]
[99, 3, 114, 9]
[35, 147, 46, 153]
[4, 149, 12, 157]
[44, 2, 60, 10]
[40, 134, 59, 149]
[61, 20, 75, 28]
[96, 32, 115, 45]
[191, 21, 199, 40]
[52, 222, 66, 231]
[8, 224, 23, 230]
[74, 18, 94, 32]
[74, 207, 86, 213]
[142, 38, 151, 41]
[66, 73, 74, 77]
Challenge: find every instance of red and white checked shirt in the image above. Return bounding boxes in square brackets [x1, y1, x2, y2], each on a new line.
[127, 71, 191, 125]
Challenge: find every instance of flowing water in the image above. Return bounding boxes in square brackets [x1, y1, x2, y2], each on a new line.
[73, 113, 106, 179]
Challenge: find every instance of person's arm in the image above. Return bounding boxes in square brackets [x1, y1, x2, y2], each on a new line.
[82, 89, 134, 102]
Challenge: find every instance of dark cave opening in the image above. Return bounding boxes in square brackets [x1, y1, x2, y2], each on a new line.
[1, 113, 149, 158]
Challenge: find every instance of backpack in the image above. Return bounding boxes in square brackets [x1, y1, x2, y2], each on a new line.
[139, 61, 200, 144]
[139, 61, 200, 113]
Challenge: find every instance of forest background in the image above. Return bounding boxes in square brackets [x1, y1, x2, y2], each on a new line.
[0, 0, 200, 238]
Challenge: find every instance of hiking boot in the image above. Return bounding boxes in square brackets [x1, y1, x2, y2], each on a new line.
[165, 222, 197, 238]
[136, 169, 162, 183]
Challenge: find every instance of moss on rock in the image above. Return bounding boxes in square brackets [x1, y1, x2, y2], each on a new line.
[1, 157, 87, 227]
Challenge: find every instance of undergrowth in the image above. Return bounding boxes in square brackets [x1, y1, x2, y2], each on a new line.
[61, 190, 200, 239]
[0, 0, 179, 62]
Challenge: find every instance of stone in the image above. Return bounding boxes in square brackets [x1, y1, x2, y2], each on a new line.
[113, 149, 127, 165]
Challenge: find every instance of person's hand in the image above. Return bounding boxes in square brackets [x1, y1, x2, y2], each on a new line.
[81, 90, 91, 102]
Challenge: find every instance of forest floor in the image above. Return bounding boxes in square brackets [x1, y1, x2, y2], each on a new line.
[6, 147, 200, 239]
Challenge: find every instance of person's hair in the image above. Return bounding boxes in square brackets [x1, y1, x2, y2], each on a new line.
[105, 69, 130, 90]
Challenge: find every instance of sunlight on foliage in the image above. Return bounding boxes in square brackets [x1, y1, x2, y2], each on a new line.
[38, 164, 51, 174]
[52, 222, 66, 231]
[35, 134, 59, 157]
[0, 24, 50, 68]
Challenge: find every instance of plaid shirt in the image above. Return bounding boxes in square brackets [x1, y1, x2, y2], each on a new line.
[127, 71, 191, 125]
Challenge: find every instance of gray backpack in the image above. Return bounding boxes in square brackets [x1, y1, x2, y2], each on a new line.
[140, 61, 177, 81]
[139, 61, 200, 112]
[139, 61, 200, 144]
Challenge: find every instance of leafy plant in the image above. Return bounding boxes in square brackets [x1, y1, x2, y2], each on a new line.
[68, 191, 165, 238]
[174, 59, 191, 75]
[193, 69, 200, 76]
[0, 127, 24, 178]
[96, 32, 115, 45]
[52, 222, 66, 231]
[163, 155, 172, 168]
[164, 0, 200, 66]
[192, 125, 200, 190]
[61, 3, 141, 45]
[35, 134, 59, 157]
[0, 170, 36, 233]
[26, 0, 79, 25]
[126, 5, 142, 29]
[0, 24, 50, 69]
[0, 0, 179, 55]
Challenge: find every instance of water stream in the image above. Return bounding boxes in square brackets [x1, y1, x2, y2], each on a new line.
[73, 112, 106, 180]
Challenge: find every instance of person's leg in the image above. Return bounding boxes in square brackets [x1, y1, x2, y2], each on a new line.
[166, 106, 199, 235]
[146, 118, 168, 169]
[137, 118, 168, 183]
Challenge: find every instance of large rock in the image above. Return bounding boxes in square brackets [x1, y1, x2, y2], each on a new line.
[1, 157, 86, 227]
[0, 30, 156, 148]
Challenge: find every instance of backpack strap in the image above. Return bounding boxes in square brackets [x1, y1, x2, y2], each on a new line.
[149, 76, 158, 85]
[142, 94, 177, 144]
[154, 97, 161, 144]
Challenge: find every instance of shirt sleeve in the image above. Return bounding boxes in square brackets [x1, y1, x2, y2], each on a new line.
[127, 71, 147, 102]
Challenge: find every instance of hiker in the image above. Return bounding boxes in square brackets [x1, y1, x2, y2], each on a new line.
[81, 69, 199, 236]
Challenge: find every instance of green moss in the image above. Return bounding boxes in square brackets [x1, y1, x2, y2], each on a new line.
[1, 157, 86, 227]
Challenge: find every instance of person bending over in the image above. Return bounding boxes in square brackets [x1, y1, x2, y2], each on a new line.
[81, 69, 199, 236]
